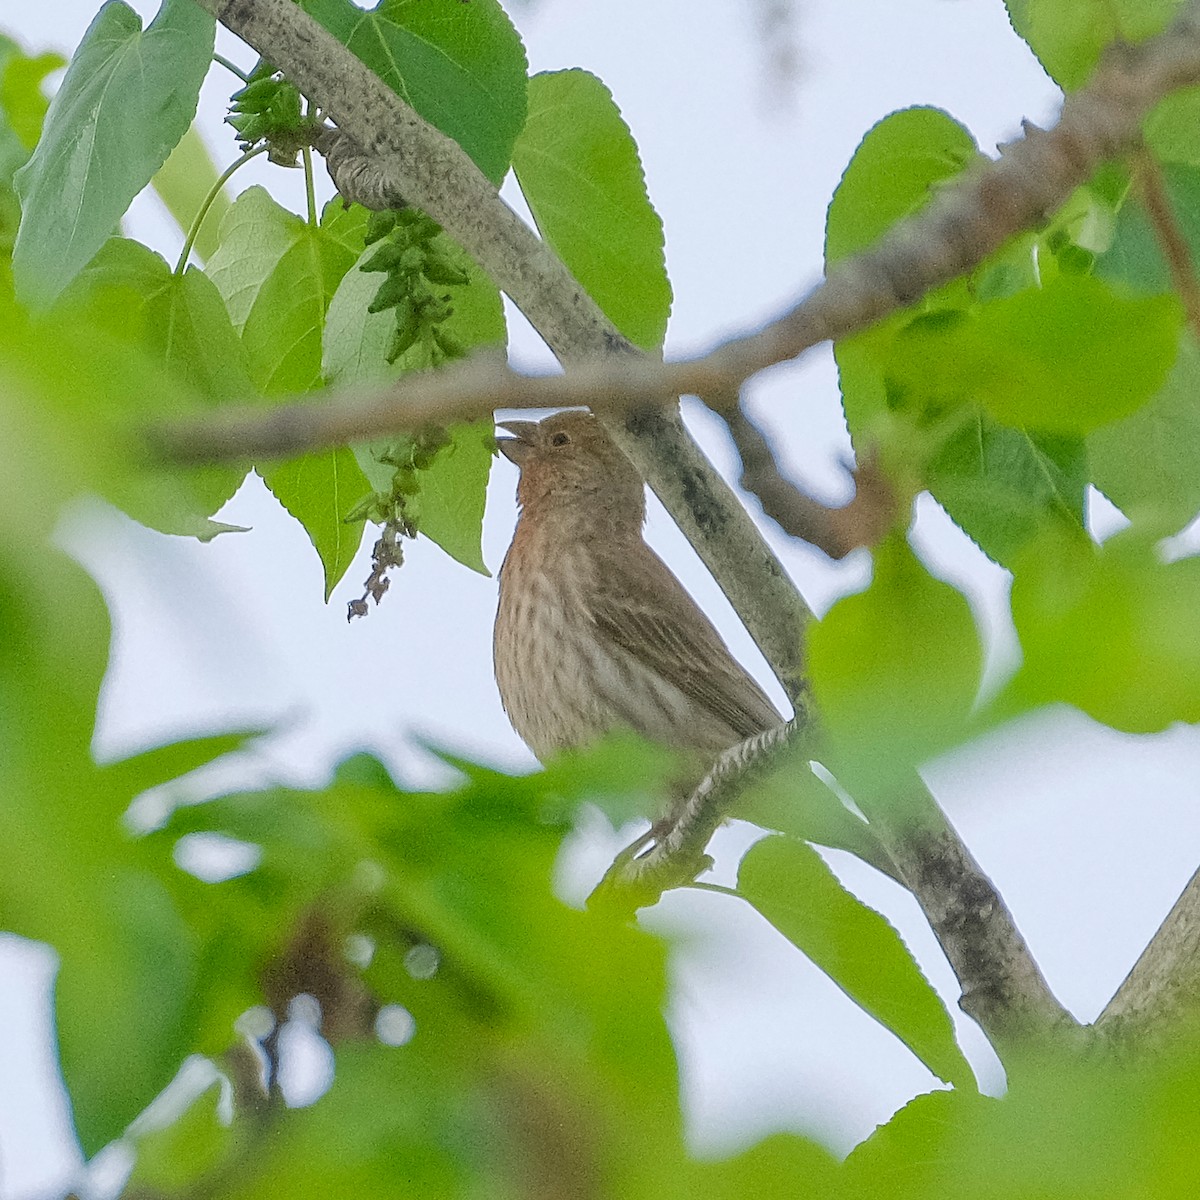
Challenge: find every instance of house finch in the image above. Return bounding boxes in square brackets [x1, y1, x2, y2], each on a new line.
[493, 411, 784, 790]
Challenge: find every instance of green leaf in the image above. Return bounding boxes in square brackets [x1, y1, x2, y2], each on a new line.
[12, 0, 215, 310]
[887, 278, 1181, 435]
[686, 1134, 841, 1198]
[0, 36, 64, 257]
[1, 260, 242, 540]
[151, 122, 231, 264]
[1095, 162, 1200, 294]
[1002, 524, 1200, 733]
[206, 186, 303, 332]
[1090, 335, 1200, 531]
[809, 536, 983, 790]
[55, 237, 250, 532]
[0, 38, 64, 152]
[826, 108, 977, 439]
[164, 754, 692, 1196]
[262, 450, 371, 599]
[843, 1089, 980, 1198]
[845, 1050, 1200, 1198]
[208, 190, 372, 589]
[100, 728, 266, 800]
[1004, 0, 1182, 90]
[413, 423, 494, 573]
[127, 1080, 231, 1192]
[738, 835, 973, 1090]
[325, 229, 505, 388]
[1145, 87, 1200, 166]
[189, 1047, 464, 1196]
[927, 416, 1087, 567]
[0, 533, 198, 1154]
[56, 870, 197, 1155]
[736, 752, 886, 867]
[826, 106, 977, 267]
[513, 69, 672, 350]
[300, 0, 527, 185]
[240, 225, 359, 397]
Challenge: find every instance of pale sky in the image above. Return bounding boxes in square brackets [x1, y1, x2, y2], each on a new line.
[5, 2, 1200, 1197]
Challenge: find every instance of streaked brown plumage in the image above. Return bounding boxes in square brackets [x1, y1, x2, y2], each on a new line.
[493, 411, 782, 782]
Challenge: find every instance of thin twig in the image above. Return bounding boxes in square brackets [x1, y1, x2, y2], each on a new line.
[720, 404, 898, 555]
[589, 721, 805, 914]
[1132, 146, 1200, 340]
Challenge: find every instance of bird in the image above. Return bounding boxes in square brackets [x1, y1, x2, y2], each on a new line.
[492, 409, 784, 796]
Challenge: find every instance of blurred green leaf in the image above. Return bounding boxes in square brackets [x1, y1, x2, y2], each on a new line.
[12, 0, 214, 309]
[1, 261, 242, 539]
[513, 69, 672, 350]
[56, 870, 197, 1156]
[213, 1047, 463, 1198]
[1090, 335, 1200, 532]
[842, 1089, 980, 1199]
[686, 1134, 842, 1199]
[739, 835, 973, 1090]
[0, 35, 63, 257]
[1145, 86, 1200, 166]
[157, 752, 692, 1196]
[54, 237, 250, 533]
[300, 0, 527, 185]
[0, 529, 200, 1154]
[809, 536, 983, 789]
[101, 728, 266, 799]
[884, 279, 1181, 435]
[0, 36, 63, 152]
[845, 1050, 1200, 1198]
[736, 752, 885, 867]
[1002, 524, 1200, 732]
[128, 1079, 231, 1192]
[1004, 0, 1182, 90]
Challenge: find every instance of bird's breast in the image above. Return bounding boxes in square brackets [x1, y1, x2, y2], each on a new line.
[494, 550, 737, 762]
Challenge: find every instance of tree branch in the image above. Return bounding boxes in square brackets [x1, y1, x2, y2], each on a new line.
[1096, 864, 1200, 1050]
[871, 780, 1079, 1051]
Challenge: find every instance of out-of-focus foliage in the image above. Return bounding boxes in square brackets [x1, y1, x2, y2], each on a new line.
[4, 0, 1200, 1195]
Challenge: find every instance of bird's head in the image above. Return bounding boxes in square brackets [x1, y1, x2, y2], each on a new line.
[497, 411, 645, 528]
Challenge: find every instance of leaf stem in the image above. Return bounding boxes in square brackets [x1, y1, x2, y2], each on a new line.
[174, 145, 268, 275]
[302, 143, 318, 227]
[686, 881, 741, 899]
[213, 52, 250, 82]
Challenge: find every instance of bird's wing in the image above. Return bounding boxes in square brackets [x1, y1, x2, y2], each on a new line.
[589, 543, 783, 740]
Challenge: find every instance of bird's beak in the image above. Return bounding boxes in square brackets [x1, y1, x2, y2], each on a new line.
[496, 420, 538, 465]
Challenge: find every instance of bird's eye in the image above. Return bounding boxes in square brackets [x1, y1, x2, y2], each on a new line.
[550, 431, 571, 447]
